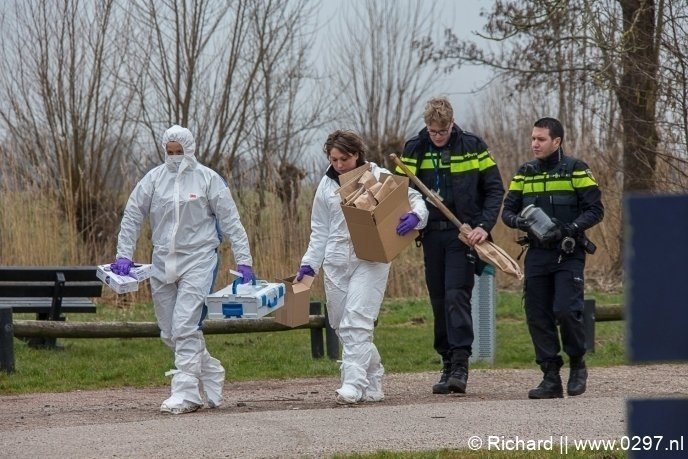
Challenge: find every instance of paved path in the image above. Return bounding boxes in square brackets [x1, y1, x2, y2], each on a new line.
[1, 364, 686, 458]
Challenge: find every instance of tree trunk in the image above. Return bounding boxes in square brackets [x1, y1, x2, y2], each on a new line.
[617, 0, 661, 193]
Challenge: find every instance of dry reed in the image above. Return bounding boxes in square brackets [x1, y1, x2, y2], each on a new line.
[0, 162, 622, 305]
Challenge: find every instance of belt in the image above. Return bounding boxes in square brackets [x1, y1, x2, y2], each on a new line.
[526, 237, 559, 250]
[425, 220, 456, 231]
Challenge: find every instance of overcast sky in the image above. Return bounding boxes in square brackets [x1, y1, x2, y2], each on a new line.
[303, 0, 494, 166]
[315, 0, 493, 124]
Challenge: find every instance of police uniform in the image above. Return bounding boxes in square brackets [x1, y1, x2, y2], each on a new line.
[397, 124, 504, 393]
[502, 148, 603, 397]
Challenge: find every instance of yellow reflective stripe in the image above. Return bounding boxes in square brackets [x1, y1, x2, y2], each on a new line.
[522, 181, 574, 193]
[420, 153, 449, 170]
[395, 164, 412, 174]
[523, 182, 545, 193]
[572, 170, 598, 188]
[508, 177, 524, 191]
[450, 158, 480, 173]
[412, 150, 494, 173]
[477, 151, 496, 171]
[572, 177, 597, 188]
[397, 157, 417, 175]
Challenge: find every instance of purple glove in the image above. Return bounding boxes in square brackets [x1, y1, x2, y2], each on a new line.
[396, 212, 420, 236]
[110, 257, 134, 276]
[296, 265, 315, 281]
[236, 264, 254, 284]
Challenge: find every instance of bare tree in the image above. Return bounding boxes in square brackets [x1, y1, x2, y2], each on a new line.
[132, 0, 263, 178]
[328, 0, 440, 168]
[424, 0, 687, 194]
[249, 0, 329, 220]
[131, 0, 325, 191]
[0, 0, 140, 256]
[418, 0, 688, 276]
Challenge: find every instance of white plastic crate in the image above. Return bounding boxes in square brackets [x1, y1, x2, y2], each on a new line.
[206, 278, 286, 320]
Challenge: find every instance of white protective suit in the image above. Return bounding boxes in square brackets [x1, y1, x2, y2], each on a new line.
[116, 125, 252, 409]
[301, 162, 428, 401]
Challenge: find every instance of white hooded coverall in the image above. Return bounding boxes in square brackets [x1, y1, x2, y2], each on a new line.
[301, 162, 428, 400]
[116, 125, 252, 407]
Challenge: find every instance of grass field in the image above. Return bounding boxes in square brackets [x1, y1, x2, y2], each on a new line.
[0, 290, 624, 395]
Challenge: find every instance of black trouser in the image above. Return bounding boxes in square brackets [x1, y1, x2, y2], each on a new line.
[422, 227, 476, 357]
[524, 248, 586, 366]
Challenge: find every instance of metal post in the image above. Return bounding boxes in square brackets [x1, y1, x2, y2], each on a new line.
[309, 302, 324, 358]
[323, 305, 339, 360]
[470, 264, 496, 364]
[0, 306, 15, 374]
[584, 299, 596, 353]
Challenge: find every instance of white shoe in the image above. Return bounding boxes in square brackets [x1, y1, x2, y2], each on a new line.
[363, 390, 385, 402]
[335, 386, 363, 405]
[160, 399, 202, 415]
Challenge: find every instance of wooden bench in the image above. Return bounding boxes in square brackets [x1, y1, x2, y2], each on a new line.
[0, 266, 103, 348]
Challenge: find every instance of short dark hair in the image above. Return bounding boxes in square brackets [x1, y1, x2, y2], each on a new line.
[323, 130, 366, 166]
[534, 117, 564, 143]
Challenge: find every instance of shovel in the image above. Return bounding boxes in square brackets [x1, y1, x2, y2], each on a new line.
[389, 153, 523, 280]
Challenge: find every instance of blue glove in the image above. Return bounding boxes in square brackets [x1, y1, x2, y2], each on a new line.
[110, 257, 134, 276]
[396, 212, 420, 236]
[236, 264, 254, 284]
[296, 265, 315, 281]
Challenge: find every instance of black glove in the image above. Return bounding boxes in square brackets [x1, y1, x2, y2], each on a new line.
[550, 218, 579, 238]
[541, 227, 562, 243]
[562, 222, 579, 238]
[541, 220, 563, 243]
[511, 215, 530, 231]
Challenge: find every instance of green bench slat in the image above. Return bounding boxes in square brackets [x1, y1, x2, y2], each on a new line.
[0, 267, 102, 321]
[0, 282, 103, 297]
[0, 297, 97, 314]
[0, 266, 99, 282]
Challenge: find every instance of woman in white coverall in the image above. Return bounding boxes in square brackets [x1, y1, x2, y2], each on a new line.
[297, 130, 428, 404]
[111, 125, 254, 414]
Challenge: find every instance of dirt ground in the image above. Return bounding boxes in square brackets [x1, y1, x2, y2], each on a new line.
[1, 363, 686, 457]
[2, 364, 687, 429]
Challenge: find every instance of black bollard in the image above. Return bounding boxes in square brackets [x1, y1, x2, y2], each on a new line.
[583, 299, 595, 353]
[0, 306, 15, 374]
[309, 302, 324, 358]
[323, 306, 339, 360]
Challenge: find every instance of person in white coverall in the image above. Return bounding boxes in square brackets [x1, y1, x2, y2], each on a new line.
[297, 130, 428, 404]
[111, 125, 254, 414]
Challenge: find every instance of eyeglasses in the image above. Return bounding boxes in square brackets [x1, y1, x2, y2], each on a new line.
[428, 129, 450, 137]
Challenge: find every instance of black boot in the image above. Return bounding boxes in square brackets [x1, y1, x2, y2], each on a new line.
[528, 361, 563, 399]
[447, 350, 469, 394]
[432, 358, 452, 394]
[567, 357, 588, 396]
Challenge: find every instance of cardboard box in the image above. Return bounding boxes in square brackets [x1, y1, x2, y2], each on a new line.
[206, 279, 286, 319]
[274, 275, 314, 328]
[96, 264, 152, 294]
[341, 173, 418, 263]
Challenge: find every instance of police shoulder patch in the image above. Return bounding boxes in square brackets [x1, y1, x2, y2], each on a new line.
[585, 169, 596, 181]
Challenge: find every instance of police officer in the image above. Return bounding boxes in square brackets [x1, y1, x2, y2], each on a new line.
[397, 97, 504, 394]
[502, 117, 603, 399]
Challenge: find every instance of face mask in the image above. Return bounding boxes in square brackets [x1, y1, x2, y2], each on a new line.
[168, 155, 183, 164]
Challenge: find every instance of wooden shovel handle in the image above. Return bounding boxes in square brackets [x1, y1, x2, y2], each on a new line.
[389, 153, 464, 228]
